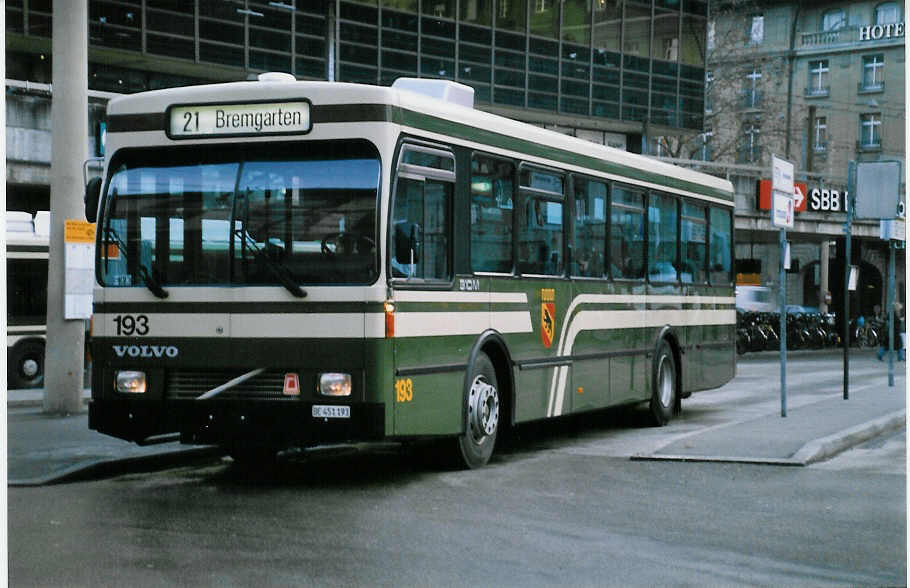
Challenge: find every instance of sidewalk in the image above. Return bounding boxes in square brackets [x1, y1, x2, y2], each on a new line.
[6, 353, 907, 485]
[637, 384, 905, 465]
[7, 389, 221, 486]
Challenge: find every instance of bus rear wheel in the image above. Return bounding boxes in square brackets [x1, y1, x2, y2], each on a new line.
[9, 340, 45, 389]
[453, 351, 499, 469]
[649, 341, 677, 426]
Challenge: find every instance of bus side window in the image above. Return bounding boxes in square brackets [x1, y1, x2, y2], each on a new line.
[470, 154, 514, 273]
[518, 168, 564, 276]
[391, 173, 452, 281]
[681, 202, 707, 284]
[709, 207, 733, 284]
[647, 193, 678, 283]
[609, 186, 645, 280]
[572, 177, 606, 278]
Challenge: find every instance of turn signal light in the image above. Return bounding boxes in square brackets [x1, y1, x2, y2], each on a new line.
[384, 300, 395, 338]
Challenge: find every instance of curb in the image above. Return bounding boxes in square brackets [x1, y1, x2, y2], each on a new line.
[633, 410, 906, 467]
[8, 446, 224, 487]
[791, 409, 906, 465]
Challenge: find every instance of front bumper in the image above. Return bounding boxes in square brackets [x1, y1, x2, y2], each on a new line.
[89, 398, 385, 448]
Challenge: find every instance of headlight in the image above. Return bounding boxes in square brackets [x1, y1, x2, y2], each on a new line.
[319, 373, 351, 397]
[115, 370, 147, 394]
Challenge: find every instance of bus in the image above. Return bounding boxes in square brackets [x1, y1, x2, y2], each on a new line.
[85, 73, 735, 468]
[7, 210, 50, 389]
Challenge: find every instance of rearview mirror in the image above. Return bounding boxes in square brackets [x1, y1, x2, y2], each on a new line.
[85, 177, 102, 223]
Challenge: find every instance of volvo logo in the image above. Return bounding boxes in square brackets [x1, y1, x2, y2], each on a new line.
[113, 344, 179, 358]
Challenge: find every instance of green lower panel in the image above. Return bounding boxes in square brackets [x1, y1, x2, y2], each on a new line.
[571, 356, 609, 412]
[393, 371, 463, 436]
[515, 365, 556, 422]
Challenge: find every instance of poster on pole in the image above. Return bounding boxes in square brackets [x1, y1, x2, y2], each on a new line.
[770, 156, 795, 229]
[64, 219, 96, 319]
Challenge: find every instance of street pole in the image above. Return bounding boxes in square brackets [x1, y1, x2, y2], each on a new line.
[45, 0, 89, 414]
[843, 163, 855, 401]
[887, 241, 895, 387]
[779, 228, 787, 417]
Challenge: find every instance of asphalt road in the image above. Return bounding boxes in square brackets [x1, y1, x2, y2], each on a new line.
[8, 351, 907, 586]
[9, 441, 905, 587]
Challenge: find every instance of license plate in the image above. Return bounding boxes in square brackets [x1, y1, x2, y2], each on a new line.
[312, 405, 350, 419]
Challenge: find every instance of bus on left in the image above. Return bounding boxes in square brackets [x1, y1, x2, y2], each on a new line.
[7, 210, 50, 388]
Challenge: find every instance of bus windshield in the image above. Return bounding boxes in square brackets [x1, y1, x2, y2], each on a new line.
[98, 140, 380, 288]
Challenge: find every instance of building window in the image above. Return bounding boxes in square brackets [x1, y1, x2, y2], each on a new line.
[860, 113, 881, 148]
[874, 2, 900, 25]
[740, 123, 760, 162]
[698, 126, 713, 161]
[748, 14, 764, 44]
[822, 9, 846, 31]
[808, 60, 829, 96]
[813, 116, 827, 152]
[862, 54, 884, 90]
[704, 70, 714, 113]
[743, 68, 761, 109]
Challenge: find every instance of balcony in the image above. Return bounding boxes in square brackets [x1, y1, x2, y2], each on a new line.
[800, 25, 859, 47]
[856, 140, 882, 153]
[857, 80, 885, 94]
[805, 86, 830, 98]
[736, 146, 761, 164]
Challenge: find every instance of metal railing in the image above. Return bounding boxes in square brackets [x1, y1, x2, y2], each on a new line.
[800, 25, 860, 47]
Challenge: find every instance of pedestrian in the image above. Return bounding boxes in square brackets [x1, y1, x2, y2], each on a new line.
[876, 302, 904, 361]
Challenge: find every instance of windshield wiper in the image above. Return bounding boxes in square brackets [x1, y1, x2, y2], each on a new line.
[103, 227, 169, 299]
[137, 264, 169, 299]
[234, 229, 307, 298]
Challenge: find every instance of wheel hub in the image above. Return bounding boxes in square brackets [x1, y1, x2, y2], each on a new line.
[468, 375, 499, 441]
[21, 359, 39, 378]
[658, 355, 674, 407]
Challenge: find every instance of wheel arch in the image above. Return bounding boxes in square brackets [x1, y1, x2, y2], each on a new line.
[464, 329, 515, 429]
[652, 325, 683, 414]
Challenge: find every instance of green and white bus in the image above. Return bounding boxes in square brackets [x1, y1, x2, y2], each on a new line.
[86, 73, 735, 468]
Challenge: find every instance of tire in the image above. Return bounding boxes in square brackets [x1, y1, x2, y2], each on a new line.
[9, 339, 45, 389]
[649, 341, 677, 427]
[453, 351, 500, 469]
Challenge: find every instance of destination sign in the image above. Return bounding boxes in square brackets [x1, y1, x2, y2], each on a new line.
[168, 101, 311, 138]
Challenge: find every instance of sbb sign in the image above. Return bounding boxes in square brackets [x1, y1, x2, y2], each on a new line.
[758, 179, 807, 212]
[808, 188, 848, 212]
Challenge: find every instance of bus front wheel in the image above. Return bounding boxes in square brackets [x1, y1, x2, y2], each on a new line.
[9, 339, 45, 389]
[649, 340, 677, 426]
[454, 351, 499, 469]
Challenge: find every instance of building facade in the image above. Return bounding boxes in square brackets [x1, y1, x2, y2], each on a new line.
[702, 0, 905, 318]
[6, 0, 709, 211]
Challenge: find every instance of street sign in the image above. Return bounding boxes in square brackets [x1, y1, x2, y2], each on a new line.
[854, 160, 902, 219]
[771, 190, 795, 229]
[880, 218, 906, 241]
[770, 156, 795, 230]
[772, 155, 795, 194]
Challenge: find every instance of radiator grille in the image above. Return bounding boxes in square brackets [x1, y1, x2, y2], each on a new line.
[166, 370, 291, 400]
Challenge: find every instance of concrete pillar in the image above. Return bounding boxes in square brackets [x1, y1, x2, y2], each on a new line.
[45, 0, 88, 414]
[819, 240, 830, 313]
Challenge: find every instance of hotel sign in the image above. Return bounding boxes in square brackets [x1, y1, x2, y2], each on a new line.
[859, 22, 905, 41]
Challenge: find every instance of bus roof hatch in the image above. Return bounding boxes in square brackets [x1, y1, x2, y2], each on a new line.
[392, 78, 474, 109]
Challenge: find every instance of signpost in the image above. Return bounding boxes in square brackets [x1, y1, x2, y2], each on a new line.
[849, 160, 903, 394]
[770, 155, 795, 417]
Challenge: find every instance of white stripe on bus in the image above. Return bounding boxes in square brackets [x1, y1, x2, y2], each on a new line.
[395, 291, 528, 304]
[548, 306, 736, 417]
